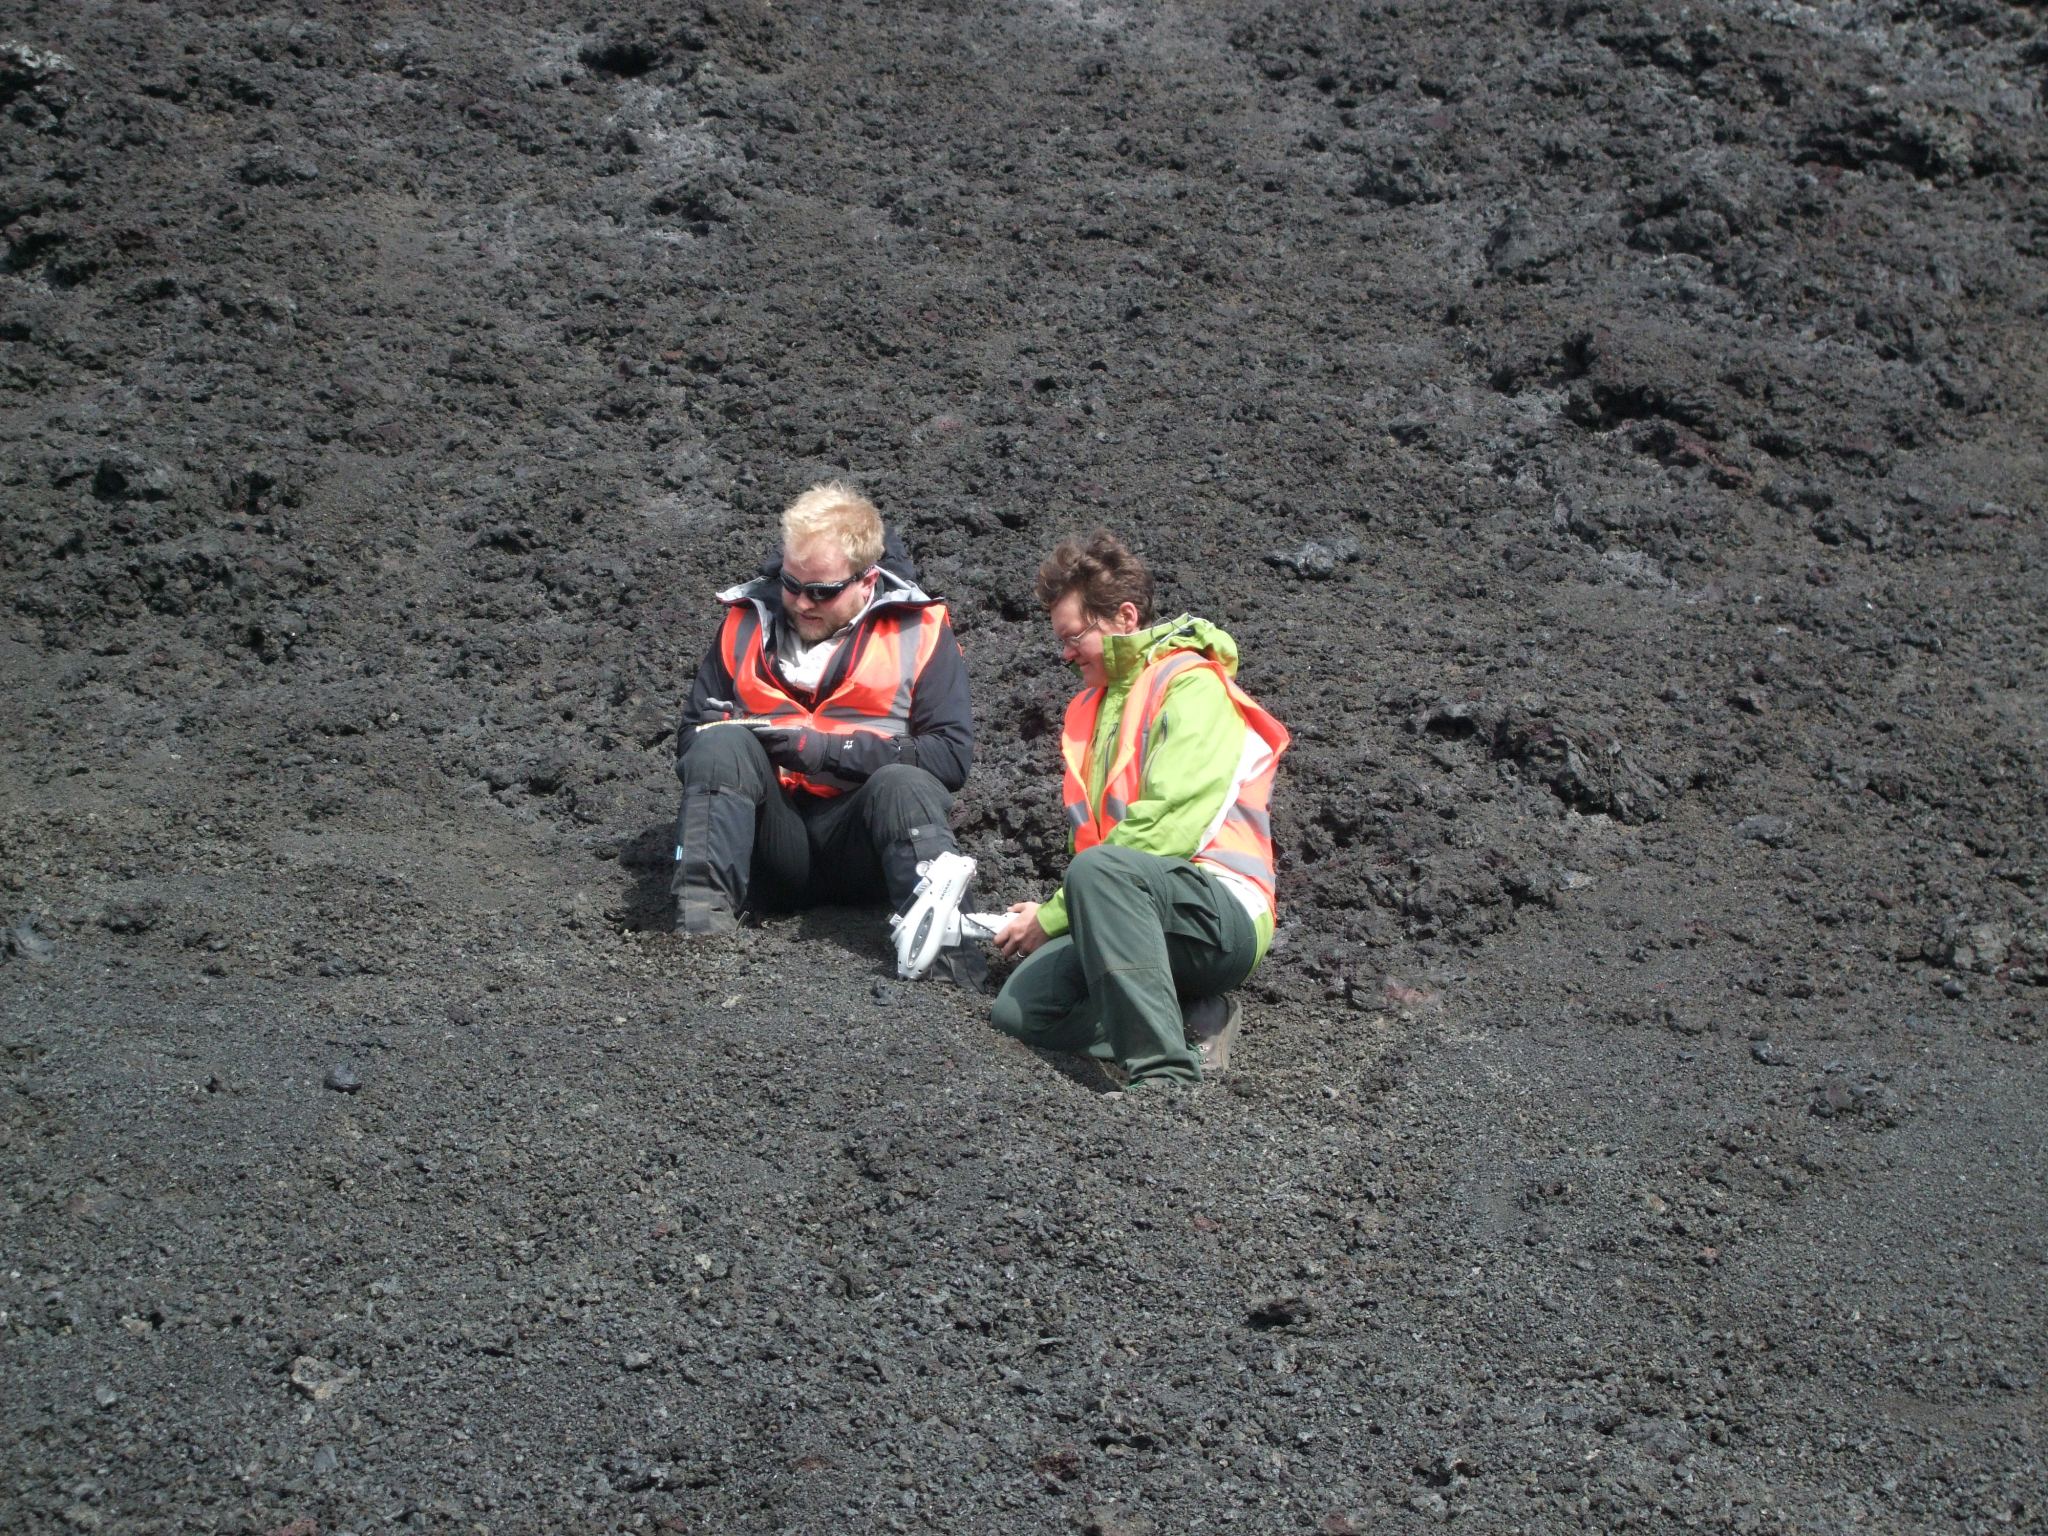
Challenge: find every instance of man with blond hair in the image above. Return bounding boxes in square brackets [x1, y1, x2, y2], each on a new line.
[672, 481, 980, 981]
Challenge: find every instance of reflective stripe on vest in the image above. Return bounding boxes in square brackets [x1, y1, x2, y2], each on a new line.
[717, 600, 950, 797]
[1058, 649, 1291, 911]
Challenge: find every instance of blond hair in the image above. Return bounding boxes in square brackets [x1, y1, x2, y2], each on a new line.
[781, 481, 884, 571]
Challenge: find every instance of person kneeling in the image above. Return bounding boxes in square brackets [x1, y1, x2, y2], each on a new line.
[990, 531, 1290, 1091]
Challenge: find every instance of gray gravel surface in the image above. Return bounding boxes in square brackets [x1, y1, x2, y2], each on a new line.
[2, 2, 2044, 1532]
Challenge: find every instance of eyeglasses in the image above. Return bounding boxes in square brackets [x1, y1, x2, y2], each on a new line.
[779, 567, 872, 604]
[1052, 615, 1105, 658]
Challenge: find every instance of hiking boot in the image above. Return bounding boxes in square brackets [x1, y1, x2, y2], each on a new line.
[924, 940, 991, 993]
[1185, 993, 1243, 1077]
[676, 893, 740, 936]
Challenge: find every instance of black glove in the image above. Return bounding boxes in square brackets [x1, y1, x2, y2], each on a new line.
[752, 726, 834, 777]
[826, 731, 911, 781]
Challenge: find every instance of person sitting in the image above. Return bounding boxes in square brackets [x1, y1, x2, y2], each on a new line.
[672, 481, 980, 983]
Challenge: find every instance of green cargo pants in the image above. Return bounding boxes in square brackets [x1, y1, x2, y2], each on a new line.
[990, 843, 1259, 1087]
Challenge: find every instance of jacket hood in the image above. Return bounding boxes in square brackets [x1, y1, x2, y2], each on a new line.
[719, 525, 934, 609]
[1101, 613, 1239, 686]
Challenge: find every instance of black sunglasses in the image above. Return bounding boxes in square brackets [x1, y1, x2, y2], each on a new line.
[779, 567, 873, 604]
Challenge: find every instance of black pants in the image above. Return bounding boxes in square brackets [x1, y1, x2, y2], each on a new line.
[672, 725, 956, 930]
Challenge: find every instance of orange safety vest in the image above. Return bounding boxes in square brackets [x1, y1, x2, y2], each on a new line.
[1059, 648, 1291, 911]
[717, 599, 951, 797]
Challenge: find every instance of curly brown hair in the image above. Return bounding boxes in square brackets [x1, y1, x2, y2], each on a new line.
[1034, 529, 1156, 624]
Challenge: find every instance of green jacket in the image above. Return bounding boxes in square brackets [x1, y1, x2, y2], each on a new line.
[1037, 614, 1274, 961]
